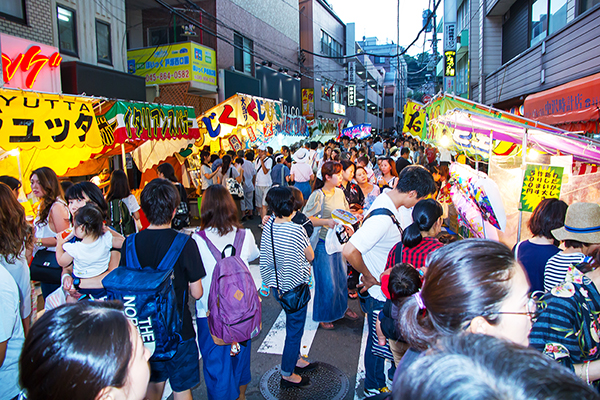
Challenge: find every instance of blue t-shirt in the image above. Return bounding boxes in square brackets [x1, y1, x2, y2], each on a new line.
[514, 240, 560, 293]
[271, 164, 290, 187]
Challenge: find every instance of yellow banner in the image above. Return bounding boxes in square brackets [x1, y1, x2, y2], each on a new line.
[402, 100, 426, 139]
[0, 89, 102, 151]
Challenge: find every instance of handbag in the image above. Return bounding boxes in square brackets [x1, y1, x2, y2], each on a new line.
[271, 223, 311, 314]
[30, 248, 62, 283]
[226, 168, 244, 199]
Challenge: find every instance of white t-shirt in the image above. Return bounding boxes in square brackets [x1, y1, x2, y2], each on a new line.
[348, 192, 403, 302]
[63, 231, 113, 278]
[0, 265, 24, 400]
[216, 166, 240, 188]
[290, 162, 313, 183]
[254, 157, 273, 187]
[121, 194, 140, 214]
[1, 252, 32, 319]
[193, 228, 260, 318]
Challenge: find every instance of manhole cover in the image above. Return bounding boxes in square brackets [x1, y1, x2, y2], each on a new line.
[260, 362, 349, 400]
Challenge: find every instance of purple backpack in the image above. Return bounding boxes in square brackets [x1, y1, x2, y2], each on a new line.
[197, 229, 261, 345]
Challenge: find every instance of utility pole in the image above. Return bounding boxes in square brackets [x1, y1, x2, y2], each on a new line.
[364, 79, 368, 125]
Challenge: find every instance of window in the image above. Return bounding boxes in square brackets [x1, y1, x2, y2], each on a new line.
[96, 20, 112, 65]
[457, 0, 470, 32]
[0, 0, 26, 23]
[548, 0, 567, 34]
[579, 0, 600, 14]
[320, 31, 343, 64]
[148, 26, 186, 46]
[234, 33, 253, 74]
[530, 0, 548, 46]
[57, 6, 78, 56]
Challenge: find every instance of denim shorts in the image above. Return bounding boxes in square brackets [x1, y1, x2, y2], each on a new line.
[150, 338, 200, 392]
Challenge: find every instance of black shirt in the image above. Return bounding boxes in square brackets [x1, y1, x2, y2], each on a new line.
[396, 157, 411, 175]
[119, 228, 206, 341]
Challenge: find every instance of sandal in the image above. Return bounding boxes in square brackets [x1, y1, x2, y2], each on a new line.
[320, 322, 334, 330]
[259, 284, 270, 297]
[348, 291, 358, 299]
[344, 308, 360, 321]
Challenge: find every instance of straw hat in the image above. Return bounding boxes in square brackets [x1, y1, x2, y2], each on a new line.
[293, 148, 309, 163]
[552, 202, 600, 244]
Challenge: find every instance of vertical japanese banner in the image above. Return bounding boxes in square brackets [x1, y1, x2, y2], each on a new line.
[301, 89, 314, 118]
[402, 100, 426, 140]
[519, 164, 564, 212]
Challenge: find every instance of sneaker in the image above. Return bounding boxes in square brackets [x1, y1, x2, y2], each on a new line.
[364, 387, 391, 397]
[259, 283, 270, 297]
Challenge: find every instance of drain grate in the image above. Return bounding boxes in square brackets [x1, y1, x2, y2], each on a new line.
[260, 362, 349, 400]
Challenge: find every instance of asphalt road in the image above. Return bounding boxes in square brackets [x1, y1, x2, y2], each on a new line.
[185, 215, 373, 400]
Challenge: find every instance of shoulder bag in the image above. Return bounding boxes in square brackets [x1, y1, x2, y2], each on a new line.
[271, 222, 311, 314]
[30, 248, 62, 283]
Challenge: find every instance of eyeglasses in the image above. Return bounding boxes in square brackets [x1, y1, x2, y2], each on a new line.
[494, 293, 541, 323]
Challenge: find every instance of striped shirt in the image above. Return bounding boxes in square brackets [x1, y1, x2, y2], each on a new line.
[260, 217, 311, 292]
[543, 251, 586, 292]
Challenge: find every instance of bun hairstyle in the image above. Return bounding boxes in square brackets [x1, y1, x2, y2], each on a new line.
[73, 203, 104, 240]
[398, 239, 516, 351]
[402, 199, 443, 248]
[389, 263, 422, 301]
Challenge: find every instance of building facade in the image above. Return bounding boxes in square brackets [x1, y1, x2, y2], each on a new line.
[357, 36, 408, 130]
[1, 0, 144, 100]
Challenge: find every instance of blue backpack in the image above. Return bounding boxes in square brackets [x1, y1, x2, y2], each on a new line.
[103, 232, 188, 361]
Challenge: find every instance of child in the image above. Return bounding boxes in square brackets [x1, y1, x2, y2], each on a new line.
[376, 263, 422, 366]
[56, 203, 113, 299]
[259, 187, 314, 297]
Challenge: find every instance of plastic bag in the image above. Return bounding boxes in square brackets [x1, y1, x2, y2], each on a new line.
[325, 225, 344, 254]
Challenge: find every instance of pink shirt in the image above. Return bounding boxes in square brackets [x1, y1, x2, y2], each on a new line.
[291, 162, 313, 182]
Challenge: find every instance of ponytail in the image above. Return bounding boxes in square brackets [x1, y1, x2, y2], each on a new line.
[397, 295, 437, 351]
[402, 199, 443, 248]
[402, 222, 423, 248]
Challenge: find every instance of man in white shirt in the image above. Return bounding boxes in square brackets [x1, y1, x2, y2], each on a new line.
[343, 166, 436, 396]
[254, 145, 273, 222]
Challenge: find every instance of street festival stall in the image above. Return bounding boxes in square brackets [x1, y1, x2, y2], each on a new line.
[0, 87, 200, 195]
[403, 94, 600, 246]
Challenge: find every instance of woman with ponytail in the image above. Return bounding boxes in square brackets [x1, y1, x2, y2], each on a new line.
[385, 199, 444, 274]
[392, 239, 533, 388]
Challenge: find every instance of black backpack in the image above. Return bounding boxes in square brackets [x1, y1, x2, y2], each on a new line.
[108, 199, 136, 236]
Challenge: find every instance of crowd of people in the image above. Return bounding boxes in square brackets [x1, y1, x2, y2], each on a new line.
[1, 132, 600, 400]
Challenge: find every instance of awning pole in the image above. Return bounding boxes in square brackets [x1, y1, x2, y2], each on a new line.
[121, 144, 128, 178]
[517, 129, 528, 243]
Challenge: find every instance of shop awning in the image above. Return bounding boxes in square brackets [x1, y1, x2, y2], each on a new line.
[523, 72, 600, 125]
[424, 94, 600, 165]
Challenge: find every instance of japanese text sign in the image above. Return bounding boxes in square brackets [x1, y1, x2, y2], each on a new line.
[1, 33, 62, 92]
[302, 88, 314, 117]
[403, 100, 426, 139]
[444, 51, 456, 77]
[127, 42, 216, 87]
[519, 164, 564, 212]
[341, 123, 371, 139]
[0, 88, 101, 151]
[95, 101, 200, 146]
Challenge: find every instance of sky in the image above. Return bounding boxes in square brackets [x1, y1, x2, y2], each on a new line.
[326, 0, 439, 56]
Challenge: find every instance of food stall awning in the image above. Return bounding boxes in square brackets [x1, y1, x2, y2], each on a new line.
[197, 93, 308, 151]
[523, 72, 600, 125]
[425, 94, 600, 164]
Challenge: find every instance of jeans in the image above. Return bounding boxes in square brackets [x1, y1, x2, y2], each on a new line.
[276, 293, 308, 376]
[360, 292, 386, 390]
[313, 240, 347, 322]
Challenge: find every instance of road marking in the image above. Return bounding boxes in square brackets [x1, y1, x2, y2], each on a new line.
[257, 290, 319, 356]
[354, 315, 369, 400]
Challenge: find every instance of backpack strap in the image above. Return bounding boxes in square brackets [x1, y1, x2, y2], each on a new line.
[156, 232, 189, 271]
[363, 208, 403, 234]
[232, 228, 246, 255]
[125, 233, 141, 270]
[196, 230, 222, 261]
